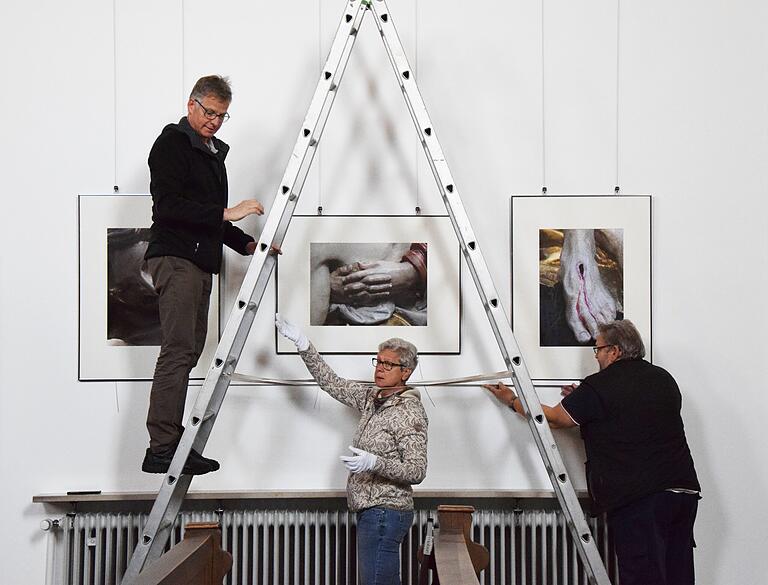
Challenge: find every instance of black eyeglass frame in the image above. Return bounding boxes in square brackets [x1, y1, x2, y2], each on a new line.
[194, 98, 230, 122]
[372, 357, 405, 371]
[592, 344, 616, 354]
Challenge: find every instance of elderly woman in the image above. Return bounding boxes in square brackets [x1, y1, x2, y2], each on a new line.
[276, 314, 428, 585]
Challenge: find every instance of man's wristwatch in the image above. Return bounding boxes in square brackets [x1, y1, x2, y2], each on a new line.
[508, 395, 519, 410]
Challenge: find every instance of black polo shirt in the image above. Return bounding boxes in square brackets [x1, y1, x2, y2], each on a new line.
[561, 358, 700, 514]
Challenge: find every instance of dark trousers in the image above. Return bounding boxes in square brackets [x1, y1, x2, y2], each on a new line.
[608, 491, 699, 585]
[145, 256, 212, 452]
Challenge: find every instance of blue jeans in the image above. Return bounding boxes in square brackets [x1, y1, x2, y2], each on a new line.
[357, 507, 414, 585]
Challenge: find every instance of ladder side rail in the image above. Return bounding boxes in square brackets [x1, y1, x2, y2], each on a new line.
[368, 3, 611, 583]
[121, 3, 370, 583]
[412, 105, 614, 585]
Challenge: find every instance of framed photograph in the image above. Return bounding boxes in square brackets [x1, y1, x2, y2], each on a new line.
[511, 195, 652, 382]
[78, 194, 219, 381]
[276, 215, 461, 354]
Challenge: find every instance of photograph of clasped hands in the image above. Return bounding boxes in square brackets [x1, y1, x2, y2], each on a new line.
[310, 242, 427, 327]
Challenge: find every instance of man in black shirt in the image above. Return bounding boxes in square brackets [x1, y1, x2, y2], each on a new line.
[141, 75, 265, 475]
[485, 320, 700, 585]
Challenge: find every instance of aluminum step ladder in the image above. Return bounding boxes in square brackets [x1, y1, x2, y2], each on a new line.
[123, 1, 612, 583]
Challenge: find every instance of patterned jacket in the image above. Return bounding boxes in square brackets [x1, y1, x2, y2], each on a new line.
[299, 344, 429, 511]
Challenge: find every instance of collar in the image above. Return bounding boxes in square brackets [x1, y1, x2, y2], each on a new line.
[176, 117, 230, 159]
[372, 386, 420, 410]
[600, 357, 645, 372]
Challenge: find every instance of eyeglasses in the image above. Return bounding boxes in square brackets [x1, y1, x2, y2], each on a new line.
[372, 358, 404, 371]
[592, 345, 615, 354]
[194, 98, 230, 122]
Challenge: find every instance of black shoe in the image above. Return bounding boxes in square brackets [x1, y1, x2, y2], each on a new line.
[188, 448, 220, 472]
[141, 447, 218, 475]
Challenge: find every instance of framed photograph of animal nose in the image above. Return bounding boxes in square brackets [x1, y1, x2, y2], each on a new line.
[78, 194, 220, 381]
[511, 195, 651, 382]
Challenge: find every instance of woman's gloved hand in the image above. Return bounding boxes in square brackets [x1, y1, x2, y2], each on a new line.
[340, 446, 377, 474]
[275, 313, 310, 351]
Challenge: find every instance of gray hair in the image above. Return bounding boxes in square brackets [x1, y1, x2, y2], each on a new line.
[598, 319, 646, 360]
[378, 338, 419, 369]
[190, 75, 232, 102]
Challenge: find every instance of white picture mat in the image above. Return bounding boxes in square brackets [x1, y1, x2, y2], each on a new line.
[78, 194, 219, 381]
[511, 195, 652, 381]
[276, 215, 461, 353]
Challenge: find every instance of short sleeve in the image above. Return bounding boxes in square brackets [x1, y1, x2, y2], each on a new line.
[561, 382, 606, 425]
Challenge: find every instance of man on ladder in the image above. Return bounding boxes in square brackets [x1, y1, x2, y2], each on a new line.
[141, 75, 265, 476]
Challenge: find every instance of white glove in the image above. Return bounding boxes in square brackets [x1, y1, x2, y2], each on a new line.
[340, 446, 377, 474]
[275, 313, 309, 351]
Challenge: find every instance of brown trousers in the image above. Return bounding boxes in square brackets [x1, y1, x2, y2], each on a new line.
[145, 256, 212, 452]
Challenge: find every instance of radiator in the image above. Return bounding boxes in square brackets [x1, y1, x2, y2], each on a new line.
[48, 507, 617, 585]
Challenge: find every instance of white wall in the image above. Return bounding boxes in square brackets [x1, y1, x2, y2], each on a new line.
[1, 0, 766, 583]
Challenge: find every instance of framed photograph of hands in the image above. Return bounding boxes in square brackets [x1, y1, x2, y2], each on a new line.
[511, 195, 652, 382]
[78, 194, 220, 381]
[275, 215, 461, 354]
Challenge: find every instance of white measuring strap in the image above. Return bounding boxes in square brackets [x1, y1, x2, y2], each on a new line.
[230, 370, 516, 387]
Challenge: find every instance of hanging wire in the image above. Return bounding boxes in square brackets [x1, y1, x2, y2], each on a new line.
[181, 0, 186, 108]
[414, 0, 420, 213]
[317, 0, 324, 213]
[416, 361, 436, 408]
[112, 0, 118, 192]
[540, 0, 548, 194]
[614, 0, 621, 194]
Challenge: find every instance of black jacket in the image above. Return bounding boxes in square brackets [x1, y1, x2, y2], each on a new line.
[144, 117, 254, 273]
